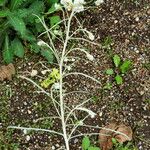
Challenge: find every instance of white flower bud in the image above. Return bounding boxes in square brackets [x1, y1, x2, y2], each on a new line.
[86, 53, 94, 61]
[71, 58, 76, 62]
[64, 57, 68, 62]
[41, 70, 47, 75]
[37, 40, 46, 46]
[88, 32, 95, 41]
[54, 3, 61, 10]
[53, 83, 60, 90]
[67, 66, 71, 71]
[76, 107, 96, 118]
[95, 0, 104, 6]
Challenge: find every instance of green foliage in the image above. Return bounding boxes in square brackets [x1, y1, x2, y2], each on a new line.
[0, 0, 61, 63]
[0, 0, 44, 63]
[102, 36, 113, 50]
[0, 130, 19, 150]
[105, 54, 132, 86]
[112, 138, 137, 150]
[41, 48, 54, 63]
[41, 68, 60, 88]
[2, 35, 13, 63]
[106, 68, 114, 75]
[11, 38, 24, 58]
[115, 74, 123, 85]
[82, 136, 100, 150]
[88, 147, 100, 150]
[120, 60, 132, 74]
[113, 54, 121, 67]
[82, 136, 91, 150]
[103, 82, 112, 90]
[48, 0, 59, 5]
[50, 15, 61, 28]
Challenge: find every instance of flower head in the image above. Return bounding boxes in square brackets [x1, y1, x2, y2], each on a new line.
[60, 0, 85, 12]
[60, 0, 73, 11]
[95, 0, 104, 6]
[53, 82, 60, 90]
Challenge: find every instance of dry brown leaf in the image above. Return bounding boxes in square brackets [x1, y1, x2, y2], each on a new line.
[99, 122, 133, 150]
[0, 63, 15, 81]
[99, 122, 118, 150]
[114, 124, 133, 143]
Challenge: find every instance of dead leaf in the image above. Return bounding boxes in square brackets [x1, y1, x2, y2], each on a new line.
[99, 122, 118, 150]
[99, 122, 133, 150]
[0, 63, 15, 81]
[114, 124, 133, 143]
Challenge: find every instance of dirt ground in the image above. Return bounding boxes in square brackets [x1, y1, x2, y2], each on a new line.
[0, 0, 150, 149]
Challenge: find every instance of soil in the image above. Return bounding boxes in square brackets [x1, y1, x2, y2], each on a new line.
[0, 0, 150, 150]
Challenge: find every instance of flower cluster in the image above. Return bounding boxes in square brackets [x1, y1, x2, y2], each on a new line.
[95, 0, 104, 6]
[60, 0, 85, 12]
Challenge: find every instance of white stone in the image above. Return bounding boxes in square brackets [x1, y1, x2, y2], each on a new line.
[135, 17, 139, 22]
[31, 70, 38, 77]
[26, 135, 30, 141]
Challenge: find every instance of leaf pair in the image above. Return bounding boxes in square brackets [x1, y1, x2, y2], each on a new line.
[82, 136, 100, 150]
[113, 55, 132, 74]
[106, 55, 132, 85]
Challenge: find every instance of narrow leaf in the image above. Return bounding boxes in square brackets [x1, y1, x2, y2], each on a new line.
[11, 38, 24, 58]
[30, 43, 40, 53]
[113, 55, 121, 67]
[3, 35, 13, 63]
[21, 30, 36, 42]
[120, 60, 132, 74]
[41, 49, 54, 63]
[48, 0, 58, 5]
[8, 14, 26, 35]
[0, 0, 6, 6]
[115, 75, 123, 85]
[0, 9, 10, 17]
[88, 147, 100, 150]
[82, 136, 90, 150]
[10, 0, 25, 10]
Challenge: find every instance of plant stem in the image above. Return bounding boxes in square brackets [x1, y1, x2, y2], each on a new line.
[59, 10, 74, 150]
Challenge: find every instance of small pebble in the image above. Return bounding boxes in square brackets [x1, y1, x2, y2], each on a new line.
[27, 110, 32, 114]
[135, 17, 139, 22]
[26, 135, 30, 141]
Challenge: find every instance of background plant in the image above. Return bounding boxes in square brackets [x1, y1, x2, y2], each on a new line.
[0, 0, 61, 64]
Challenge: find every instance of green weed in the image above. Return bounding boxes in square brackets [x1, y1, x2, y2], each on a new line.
[105, 54, 132, 86]
[0, 0, 61, 63]
[112, 138, 137, 150]
[82, 136, 100, 150]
